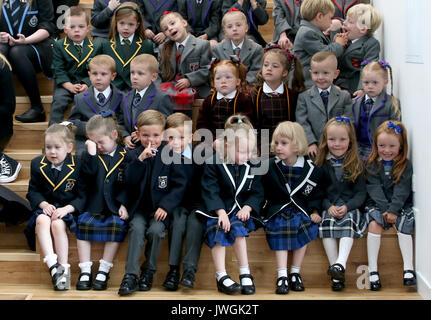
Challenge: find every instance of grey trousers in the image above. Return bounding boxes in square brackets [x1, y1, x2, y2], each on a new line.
[49, 87, 74, 125]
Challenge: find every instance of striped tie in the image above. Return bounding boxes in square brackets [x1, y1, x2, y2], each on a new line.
[10, 0, 21, 31]
[75, 44, 82, 57]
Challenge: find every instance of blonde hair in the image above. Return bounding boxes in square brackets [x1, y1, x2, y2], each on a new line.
[271, 121, 308, 156]
[136, 110, 166, 129]
[166, 112, 192, 129]
[64, 5, 89, 26]
[131, 54, 159, 74]
[300, 0, 335, 21]
[0, 53, 11, 71]
[45, 123, 77, 148]
[221, 10, 248, 30]
[88, 54, 116, 73]
[347, 4, 382, 34]
[86, 114, 123, 145]
[315, 117, 363, 182]
[310, 51, 338, 68]
[109, 2, 145, 40]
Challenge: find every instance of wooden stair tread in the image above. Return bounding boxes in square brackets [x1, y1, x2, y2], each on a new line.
[13, 121, 48, 131]
[0, 249, 39, 262]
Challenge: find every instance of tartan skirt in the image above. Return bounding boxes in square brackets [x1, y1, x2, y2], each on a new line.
[27, 209, 77, 233]
[264, 207, 318, 251]
[76, 212, 128, 242]
[319, 209, 367, 239]
[204, 211, 257, 249]
[365, 205, 415, 235]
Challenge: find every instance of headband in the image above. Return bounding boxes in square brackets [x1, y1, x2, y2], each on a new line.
[387, 121, 402, 134]
[264, 43, 297, 64]
[335, 116, 350, 123]
[116, 6, 142, 20]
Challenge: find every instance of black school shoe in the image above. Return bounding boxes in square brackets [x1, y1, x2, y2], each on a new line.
[15, 108, 46, 123]
[239, 274, 255, 295]
[118, 274, 138, 296]
[163, 267, 180, 291]
[403, 270, 417, 286]
[331, 278, 345, 291]
[275, 276, 289, 294]
[369, 271, 382, 291]
[328, 263, 345, 282]
[92, 271, 110, 290]
[289, 273, 305, 291]
[49, 263, 66, 291]
[138, 270, 154, 291]
[216, 275, 241, 295]
[76, 272, 92, 290]
[180, 269, 196, 288]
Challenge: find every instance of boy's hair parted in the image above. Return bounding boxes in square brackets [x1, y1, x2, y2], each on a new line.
[136, 110, 166, 129]
[109, 1, 145, 41]
[166, 112, 192, 129]
[300, 0, 335, 21]
[86, 114, 123, 145]
[221, 9, 248, 30]
[366, 120, 408, 184]
[130, 54, 159, 74]
[310, 51, 338, 68]
[270, 121, 308, 157]
[315, 117, 364, 182]
[210, 59, 248, 94]
[346, 3, 382, 35]
[64, 5, 89, 26]
[45, 123, 77, 148]
[88, 54, 116, 73]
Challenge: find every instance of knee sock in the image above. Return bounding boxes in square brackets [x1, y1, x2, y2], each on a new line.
[336, 237, 354, 269]
[78, 261, 93, 281]
[43, 254, 58, 277]
[216, 270, 235, 287]
[95, 259, 114, 281]
[239, 265, 253, 286]
[322, 238, 338, 265]
[397, 232, 414, 278]
[367, 232, 381, 282]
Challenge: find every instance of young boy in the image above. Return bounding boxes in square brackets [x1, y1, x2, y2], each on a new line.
[117, 110, 189, 296]
[162, 113, 205, 291]
[118, 54, 175, 150]
[49, 6, 101, 125]
[293, 0, 348, 88]
[295, 52, 352, 158]
[336, 4, 382, 96]
[212, 9, 263, 85]
[68, 55, 124, 156]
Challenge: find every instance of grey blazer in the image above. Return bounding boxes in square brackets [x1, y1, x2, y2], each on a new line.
[295, 84, 353, 146]
[212, 38, 263, 85]
[293, 20, 345, 88]
[272, 0, 302, 43]
[336, 35, 380, 95]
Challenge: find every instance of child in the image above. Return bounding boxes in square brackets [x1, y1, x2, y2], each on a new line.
[272, 0, 303, 49]
[364, 120, 416, 290]
[262, 121, 323, 294]
[251, 45, 305, 139]
[159, 11, 212, 99]
[212, 9, 263, 86]
[196, 58, 254, 139]
[68, 55, 124, 156]
[336, 4, 381, 96]
[141, 0, 177, 46]
[296, 51, 352, 158]
[315, 116, 367, 291]
[196, 114, 264, 295]
[49, 6, 101, 125]
[352, 60, 401, 162]
[117, 110, 188, 296]
[163, 113, 206, 290]
[177, 0, 221, 47]
[293, 0, 348, 88]
[221, 0, 269, 47]
[102, 2, 155, 92]
[119, 54, 175, 150]
[75, 114, 129, 291]
[27, 124, 85, 290]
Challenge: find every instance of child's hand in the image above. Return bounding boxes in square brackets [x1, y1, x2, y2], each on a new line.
[138, 142, 157, 161]
[383, 211, 397, 224]
[131, 131, 139, 143]
[308, 144, 318, 159]
[328, 205, 340, 218]
[353, 89, 364, 98]
[153, 32, 166, 44]
[175, 78, 191, 90]
[310, 212, 322, 224]
[145, 29, 155, 40]
[108, 0, 121, 11]
[198, 34, 208, 40]
[330, 19, 343, 31]
[336, 205, 348, 218]
[62, 82, 80, 94]
[78, 84, 88, 93]
[335, 33, 348, 46]
[8, 34, 26, 46]
[250, 0, 258, 9]
[52, 206, 71, 220]
[119, 205, 129, 220]
[154, 207, 167, 221]
[0, 32, 10, 43]
[123, 136, 136, 149]
[40, 202, 56, 217]
[216, 209, 230, 232]
[278, 32, 293, 50]
[85, 139, 97, 155]
[237, 205, 251, 222]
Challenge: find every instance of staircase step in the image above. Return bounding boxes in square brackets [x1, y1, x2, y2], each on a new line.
[8, 122, 48, 150]
[0, 249, 39, 262]
[15, 96, 52, 117]
[13, 74, 53, 96]
[0, 223, 30, 250]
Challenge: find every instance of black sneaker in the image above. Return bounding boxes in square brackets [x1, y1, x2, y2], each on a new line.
[0, 153, 22, 183]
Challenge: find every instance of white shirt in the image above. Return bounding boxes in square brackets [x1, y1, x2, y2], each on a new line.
[94, 86, 112, 102]
[51, 163, 64, 171]
[318, 86, 332, 94]
[135, 86, 149, 100]
[109, 150, 116, 157]
[182, 144, 192, 160]
[263, 82, 284, 95]
[216, 90, 237, 100]
[73, 41, 84, 47]
[231, 39, 244, 51]
[279, 156, 305, 168]
[365, 94, 377, 103]
[176, 35, 190, 50]
[120, 34, 135, 44]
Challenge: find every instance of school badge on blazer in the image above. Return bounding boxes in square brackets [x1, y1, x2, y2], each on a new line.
[117, 168, 124, 182]
[189, 62, 199, 72]
[351, 58, 362, 68]
[302, 184, 314, 196]
[158, 176, 168, 189]
[65, 179, 76, 192]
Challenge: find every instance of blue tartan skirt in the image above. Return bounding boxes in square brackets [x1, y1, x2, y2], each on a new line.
[365, 205, 415, 235]
[76, 212, 128, 242]
[264, 207, 318, 250]
[204, 210, 257, 248]
[27, 209, 77, 233]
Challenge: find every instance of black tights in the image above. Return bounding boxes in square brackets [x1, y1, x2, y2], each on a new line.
[0, 44, 43, 110]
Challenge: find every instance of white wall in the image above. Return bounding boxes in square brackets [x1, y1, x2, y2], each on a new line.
[373, 0, 431, 300]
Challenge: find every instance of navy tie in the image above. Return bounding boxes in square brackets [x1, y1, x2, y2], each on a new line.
[320, 90, 329, 108]
[10, 0, 21, 31]
[364, 98, 374, 116]
[51, 168, 60, 184]
[97, 93, 105, 105]
[133, 93, 141, 106]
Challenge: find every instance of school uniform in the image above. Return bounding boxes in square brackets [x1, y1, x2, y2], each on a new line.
[141, 0, 177, 35]
[195, 154, 265, 248]
[293, 20, 345, 88]
[68, 84, 124, 155]
[332, 0, 359, 19]
[365, 160, 414, 234]
[296, 84, 353, 146]
[318, 156, 367, 239]
[336, 36, 380, 95]
[262, 156, 324, 250]
[221, 0, 269, 47]
[272, 0, 303, 44]
[102, 34, 155, 92]
[76, 145, 129, 242]
[118, 83, 175, 139]
[212, 38, 263, 85]
[122, 142, 189, 275]
[49, 36, 102, 125]
[196, 90, 255, 138]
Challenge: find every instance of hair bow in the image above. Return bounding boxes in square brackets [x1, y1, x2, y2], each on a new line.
[163, 11, 173, 15]
[335, 116, 350, 123]
[229, 54, 242, 65]
[207, 57, 220, 71]
[264, 43, 282, 53]
[228, 8, 240, 12]
[379, 60, 391, 69]
[387, 121, 402, 134]
[360, 59, 372, 67]
[99, 110, 114, 118]
[264, 43, 297, 64]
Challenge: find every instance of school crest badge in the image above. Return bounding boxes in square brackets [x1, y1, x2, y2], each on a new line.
[158, 176, 168, 189]
[29, 15, 38, 28]
[302, 184, 314, 196]
[65, 179, 76, 192]
[351, 58, 362, 68]
[117, 168, 124, 182]
[189, 62, 199, 72]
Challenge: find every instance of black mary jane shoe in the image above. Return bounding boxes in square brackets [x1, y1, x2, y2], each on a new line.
[92, 271, 110, 290]
[369, 271, 382, 291]
[328, 263, 345, 282]
[289, 273, 305, 291]
[76, 272, 93, 290]
[180, 269, 196, 289]
[49, 263, 65, 290]
[275, 276, 289, 294]
[163, 267, 180, 291]
[216, 275, 241, 295]
[239, 274, 255, 295]
[403, 270, 417, 286]
[331, 278, 345, 291]
[118, 274, 138, 296]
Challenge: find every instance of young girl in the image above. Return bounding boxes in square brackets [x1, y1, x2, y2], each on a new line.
[315, 116, 367, 291]
[102, 2, 154, 92]
[251, 45, 306, 138]
[159, 11, 212, 99]
[196, 114, 264, 295]
[26, 124, 85, 290]
[365, 120, 415, 290]
[262, 121, 323, 294]
[196, 58, 254, 138]
[352, 60, 401, 162]
[75, 113, 129, 291]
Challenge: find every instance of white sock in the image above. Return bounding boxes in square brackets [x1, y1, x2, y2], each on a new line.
[43, 254, 58, 276]
[78, 261, 93, 282]
[95, 259, 113, 282]
[336, 237, 354, 269]
[239, 265, 253, 286]
[216, 270, 235, 287]
[397, 233, 414, 278]
[367, 232, 381, 282]
[277, 268, 288, 286]
[322, 238, 338, 265]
